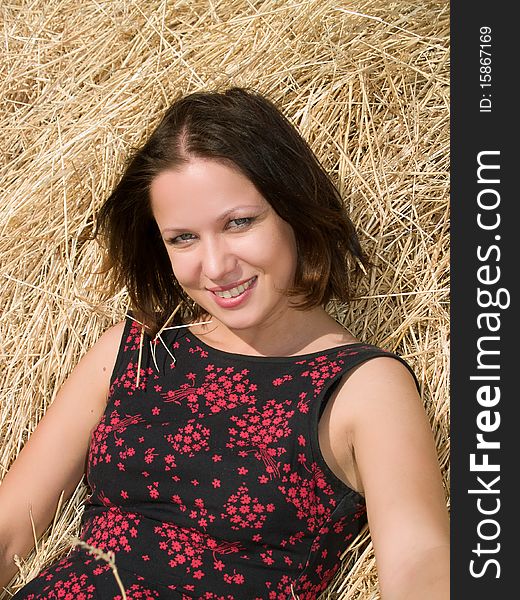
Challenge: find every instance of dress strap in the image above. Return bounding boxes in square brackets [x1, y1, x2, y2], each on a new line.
[317, 345, 421, 418]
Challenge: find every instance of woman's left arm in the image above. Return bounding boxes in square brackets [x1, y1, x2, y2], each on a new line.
[336, 357, 449, 600]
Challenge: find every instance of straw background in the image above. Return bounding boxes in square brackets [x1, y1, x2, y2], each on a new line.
[0, 1, 449, 598]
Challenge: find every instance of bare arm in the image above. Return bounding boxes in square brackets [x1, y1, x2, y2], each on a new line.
[0, 321, 125, 589]
[333, 357, 449, 599]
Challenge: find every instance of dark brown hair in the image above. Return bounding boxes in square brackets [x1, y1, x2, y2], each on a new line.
[95, 87, 369, 334]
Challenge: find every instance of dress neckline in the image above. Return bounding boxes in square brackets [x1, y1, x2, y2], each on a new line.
[181, 327, 369, 364]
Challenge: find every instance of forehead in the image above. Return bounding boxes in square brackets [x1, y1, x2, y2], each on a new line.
[152, 159, 262, 200]
[150, 159, 269, 225]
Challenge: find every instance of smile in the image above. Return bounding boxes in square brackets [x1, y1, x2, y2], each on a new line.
[212, 277, 257, 299]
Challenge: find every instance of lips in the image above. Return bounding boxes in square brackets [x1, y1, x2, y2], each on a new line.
[210, 276, 257, 299]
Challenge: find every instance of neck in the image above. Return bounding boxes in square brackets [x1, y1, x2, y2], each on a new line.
[191, 307, 355, 357]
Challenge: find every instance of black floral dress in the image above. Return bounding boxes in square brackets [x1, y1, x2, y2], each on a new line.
[13, 318, 418, 599]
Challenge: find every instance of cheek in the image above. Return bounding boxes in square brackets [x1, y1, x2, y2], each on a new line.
[166, 252, 198, 287]
[273, 225, 298, 273]
[254, 226, 298, 280]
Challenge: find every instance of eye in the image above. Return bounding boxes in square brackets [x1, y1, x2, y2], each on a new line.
[227, 217, 255, 229]
[167, 232, 197, 246]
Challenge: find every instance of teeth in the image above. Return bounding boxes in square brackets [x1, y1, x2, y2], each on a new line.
[214, 277, 255, 299]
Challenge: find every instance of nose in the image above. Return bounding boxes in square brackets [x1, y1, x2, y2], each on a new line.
[200, 236, 238, 282]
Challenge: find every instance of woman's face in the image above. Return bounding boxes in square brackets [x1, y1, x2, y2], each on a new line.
[150, 158, 299, 333]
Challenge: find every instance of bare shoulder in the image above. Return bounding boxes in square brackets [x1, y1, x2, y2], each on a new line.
[319, 354, 427, 492]
[334, 356, 449, 597]
[335, 354, 421, 417]
[89, 319, 126, 359]
[0, 320, 128, 564]
[101, 319, 127, 340]
[73, 320, 126, 376]
[347, 353, 417, 383]
[332, 353, 445, 501]
[54, 319, 127, 413]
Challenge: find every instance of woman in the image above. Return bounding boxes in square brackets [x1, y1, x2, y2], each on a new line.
[0, 88, 449, 599]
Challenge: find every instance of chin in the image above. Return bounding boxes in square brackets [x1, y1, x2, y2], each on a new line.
[216, 315, 263, 332]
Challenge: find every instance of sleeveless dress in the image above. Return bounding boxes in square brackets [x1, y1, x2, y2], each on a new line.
[13, 317, 419, 600]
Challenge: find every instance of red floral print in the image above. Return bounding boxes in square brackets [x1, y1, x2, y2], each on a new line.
[13, 319, 417, 600]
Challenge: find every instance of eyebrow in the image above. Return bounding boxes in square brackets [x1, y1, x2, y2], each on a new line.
[160, 204, 265, 235]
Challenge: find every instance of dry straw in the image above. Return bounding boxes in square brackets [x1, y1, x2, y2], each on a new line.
[0, 0, 449, 598]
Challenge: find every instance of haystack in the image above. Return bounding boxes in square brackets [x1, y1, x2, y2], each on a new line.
[0, 1, 449, 598]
